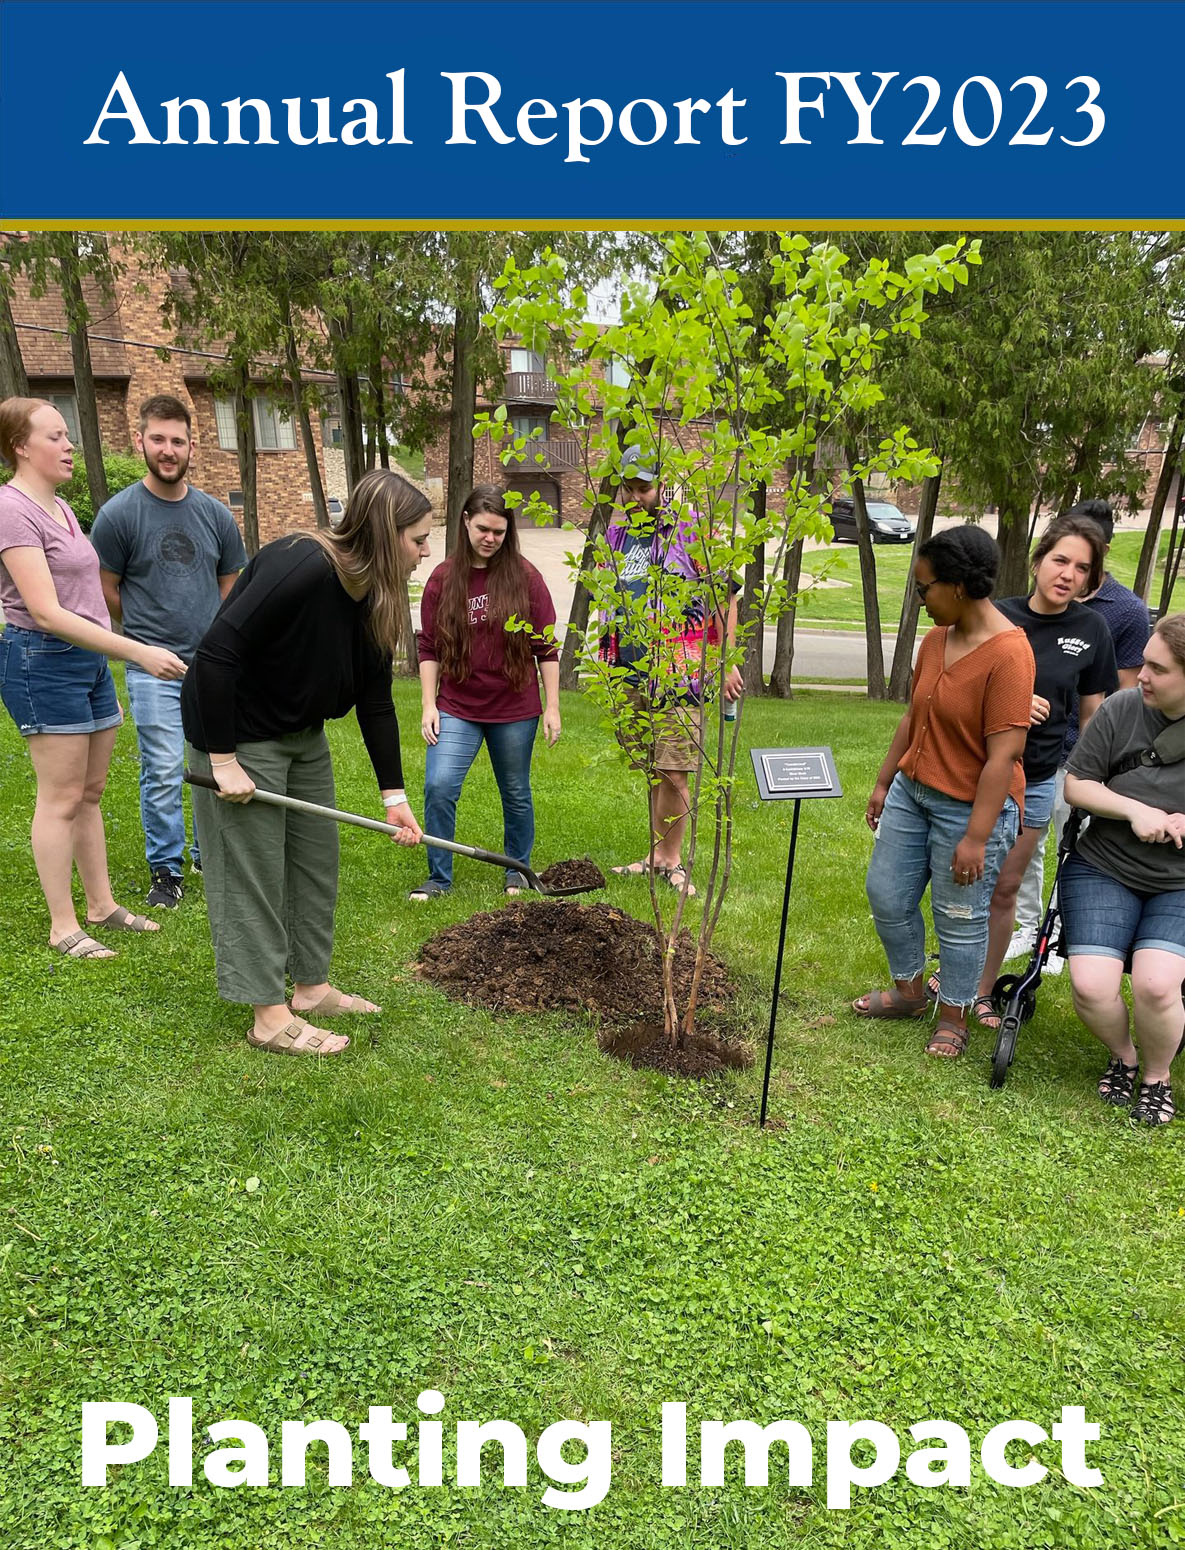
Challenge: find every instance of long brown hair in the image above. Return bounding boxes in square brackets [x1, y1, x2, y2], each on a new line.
[434, 485, 534, 691]
[304, 468, 430, 660]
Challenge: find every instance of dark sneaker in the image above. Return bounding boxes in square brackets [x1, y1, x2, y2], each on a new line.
[147, 868, 184, 908]
[190, 856, 202, 875]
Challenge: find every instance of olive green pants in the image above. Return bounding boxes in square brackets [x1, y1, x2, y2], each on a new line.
[188, 729, 339, 1005]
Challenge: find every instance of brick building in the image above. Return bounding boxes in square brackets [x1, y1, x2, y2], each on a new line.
[8, 250, 337, 544]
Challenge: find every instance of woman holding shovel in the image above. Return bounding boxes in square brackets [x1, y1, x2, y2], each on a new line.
[181, 469, 430, 1057]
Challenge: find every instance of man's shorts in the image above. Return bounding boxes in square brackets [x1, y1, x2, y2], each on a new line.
[615, 684, 705, 774]
[0, 625, 121, 736]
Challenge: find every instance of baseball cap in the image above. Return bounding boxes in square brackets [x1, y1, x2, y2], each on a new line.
[620, 447, 657, 484]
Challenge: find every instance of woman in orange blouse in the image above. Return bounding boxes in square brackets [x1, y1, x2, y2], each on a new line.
[853, 527, 1035, 1058]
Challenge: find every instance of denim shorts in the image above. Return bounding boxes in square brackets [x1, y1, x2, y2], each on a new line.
[1059, 853, 1185, 961]
[1021, 773, 1057, 831]
[0, 625, 121, 736]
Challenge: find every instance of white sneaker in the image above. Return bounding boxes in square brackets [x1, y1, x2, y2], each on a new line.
[1004, 928, 1037, 962]
[1043, 948, 1065, 976]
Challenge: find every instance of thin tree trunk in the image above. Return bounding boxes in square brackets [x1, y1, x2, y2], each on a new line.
[330, 312, 365, 493]
[370, 350, 390, 470]
[740, 482, 766, 694]
[850, 474, 886, 699]
[232, 367, 260, 555]
[58, 238, 109, 513]
[445, 283, 480, 556]
[1158, 472, 1185, 617]
[888, 467, 942, 702]
[1026, 480, 1045, 547]
[1134, 410, 1183, 601]
[0, 279, 28, 399]
[767, 537, 804, 697]
[394, 575, 418, 677]
[283, 310, 329, 530]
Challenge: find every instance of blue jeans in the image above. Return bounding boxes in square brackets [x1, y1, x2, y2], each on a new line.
[424, 713, 538, 888]
[865, 774, 1020, 1008]
[126, 670, 198, 873]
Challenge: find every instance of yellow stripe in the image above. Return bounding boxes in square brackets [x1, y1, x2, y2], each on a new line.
[9, 218, 1185, 232]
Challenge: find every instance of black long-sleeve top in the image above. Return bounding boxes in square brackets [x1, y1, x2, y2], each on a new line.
[181, 536, 403, 788]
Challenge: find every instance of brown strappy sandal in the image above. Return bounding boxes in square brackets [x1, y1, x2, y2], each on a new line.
[246, 1020, 350, 1057]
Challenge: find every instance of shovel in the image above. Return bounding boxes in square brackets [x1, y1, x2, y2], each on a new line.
[184, 770, 600, 898]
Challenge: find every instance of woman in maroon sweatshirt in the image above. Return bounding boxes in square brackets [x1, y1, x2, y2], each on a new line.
[412, 485, 561, 899]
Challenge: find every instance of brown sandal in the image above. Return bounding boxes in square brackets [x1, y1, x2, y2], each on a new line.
[852, 987, 929, 1019]
[925, 1021, 970, 1058]
[293, 987, 380, 1017]
[88, 907, 160, 933]
[246, 1020, 350, 1057]
[52, 930, 116, 960]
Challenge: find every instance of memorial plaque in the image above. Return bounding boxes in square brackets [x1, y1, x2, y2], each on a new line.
[750, 746, 842, 802]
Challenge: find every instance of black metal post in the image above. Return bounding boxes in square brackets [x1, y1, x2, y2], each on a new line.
[760, 797, 801, 1128]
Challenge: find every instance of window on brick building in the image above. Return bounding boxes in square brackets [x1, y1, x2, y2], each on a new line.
[41, 391, 81, 443]
[509, 348, 546, 374]
[214, 396, 297, 452]
[512, 414, 550, 440]
[605, 357, 631, 388]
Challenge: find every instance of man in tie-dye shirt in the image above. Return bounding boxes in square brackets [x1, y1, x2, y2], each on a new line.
[601, 448, 741, 897]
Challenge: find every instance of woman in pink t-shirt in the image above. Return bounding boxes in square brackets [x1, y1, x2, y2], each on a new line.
[0, 398, 186, 959]
[412, 485, 561, 900]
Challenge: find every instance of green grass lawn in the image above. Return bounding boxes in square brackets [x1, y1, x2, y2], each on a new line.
[797, 528, 1176, 635]
[1, 681, 1183, 1549]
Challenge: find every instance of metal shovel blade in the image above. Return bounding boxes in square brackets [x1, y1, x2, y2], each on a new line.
[184, 771, 600, 897]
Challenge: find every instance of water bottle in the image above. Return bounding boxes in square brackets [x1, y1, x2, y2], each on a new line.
[724, 695, 739, 722]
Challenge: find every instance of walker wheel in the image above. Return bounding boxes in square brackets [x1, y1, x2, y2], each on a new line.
[990, 1010, 1021, 1090]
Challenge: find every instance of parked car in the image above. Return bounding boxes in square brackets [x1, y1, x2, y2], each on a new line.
[828, 498, 916, 544]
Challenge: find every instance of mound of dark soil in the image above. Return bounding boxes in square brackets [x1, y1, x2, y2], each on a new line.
[537, 857, 607, 891]
[416, 901, 751, 1077]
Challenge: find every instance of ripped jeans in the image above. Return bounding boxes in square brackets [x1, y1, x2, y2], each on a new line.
[865, 773, 1020, 1009]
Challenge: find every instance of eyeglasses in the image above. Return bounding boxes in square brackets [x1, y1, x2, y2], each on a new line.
[914, 578, 941, 601]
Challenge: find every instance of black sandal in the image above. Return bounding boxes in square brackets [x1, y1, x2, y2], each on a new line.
[1097, 1057, 1139, 1107]
[1130, 1080, 1175, 1126]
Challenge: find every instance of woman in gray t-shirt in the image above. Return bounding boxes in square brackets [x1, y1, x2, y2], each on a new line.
[1062, 614, 1185, 1124]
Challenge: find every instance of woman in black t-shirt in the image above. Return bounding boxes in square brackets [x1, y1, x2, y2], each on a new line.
[965, 515, 1117, 1026]
[182, 470, 432, 1057]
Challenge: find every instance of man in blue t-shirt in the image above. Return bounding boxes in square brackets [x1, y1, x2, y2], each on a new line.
[91, 395, 247, 907]
[1011, 498, 1152, 966]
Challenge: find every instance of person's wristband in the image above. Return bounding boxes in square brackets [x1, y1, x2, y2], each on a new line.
[210, 756, 239, 767]
[382, 790, 408, 809]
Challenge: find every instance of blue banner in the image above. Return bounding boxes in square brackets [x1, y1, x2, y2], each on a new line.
[1, 0, 1180, 224]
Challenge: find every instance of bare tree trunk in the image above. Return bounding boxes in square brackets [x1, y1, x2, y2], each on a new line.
[888, 467, 942, 701]
[283, 311, 329, 530]
[995, 488, 1033, 598]
[557, 493, 611, 691]
[740, 482, 766, 694]
[58, 238, 109, 513]
[850, 475, 886, 699]
[394, 575, 418, 677]
[1134, 410, 1183, 601]
[445, 282, 480, 556]
[0, 279, 28, 399]
[1158, 472, 1185, 617]
[330, 312, 365, 494]
[232, 367, 260, 555]
[767, 537, 804, 697]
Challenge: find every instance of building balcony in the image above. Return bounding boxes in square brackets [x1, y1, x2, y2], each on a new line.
[504, 370, 557, 404]
[509, 436, 581, 473]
